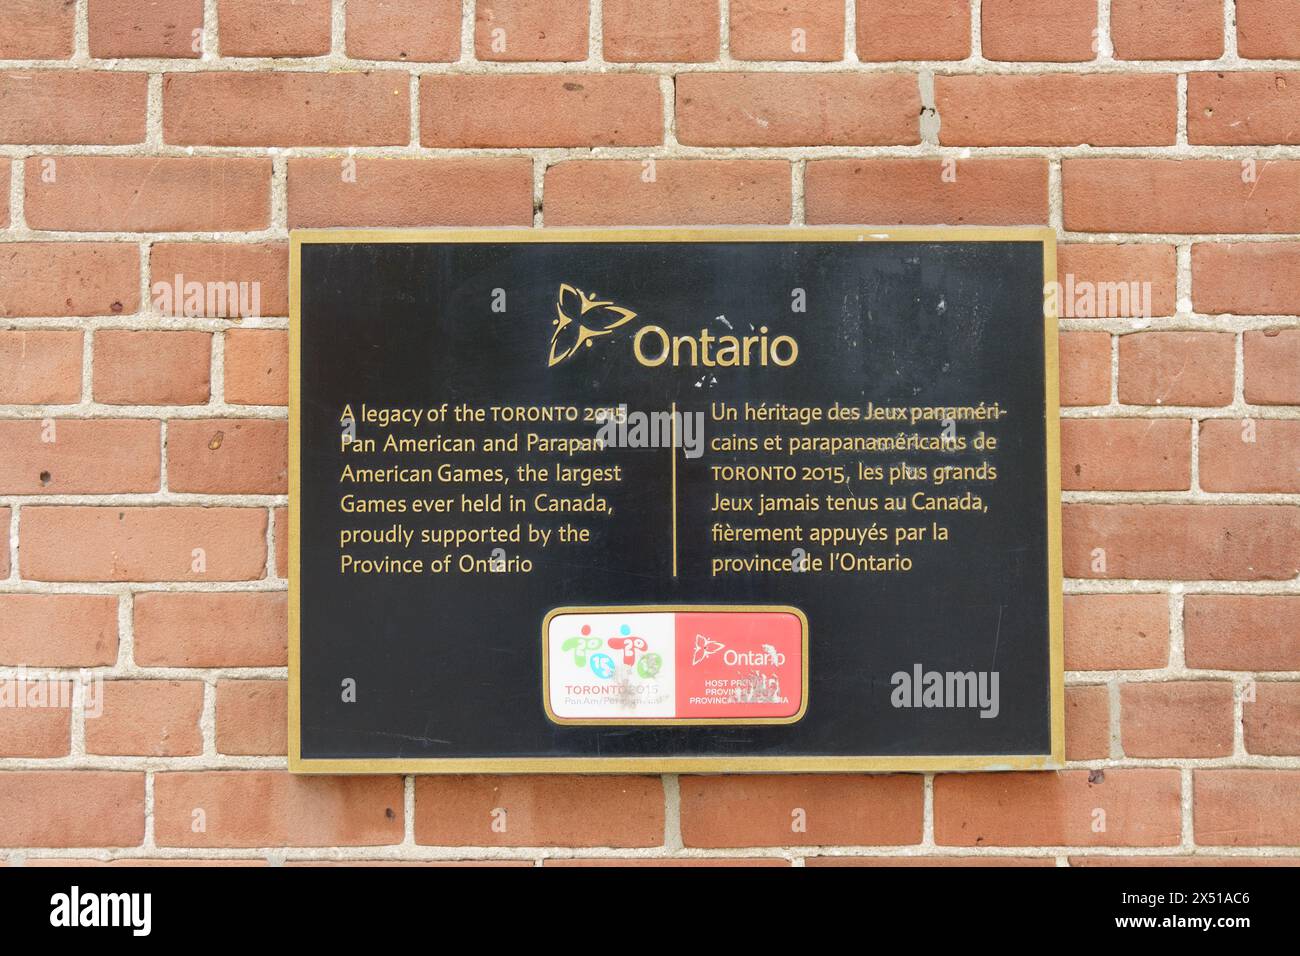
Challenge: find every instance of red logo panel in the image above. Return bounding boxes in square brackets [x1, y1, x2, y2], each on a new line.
[674, 611, 804, 720]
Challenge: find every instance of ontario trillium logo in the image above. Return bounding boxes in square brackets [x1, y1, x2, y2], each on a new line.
[692, 633, 724, 665]
[547, 283, 638, 367]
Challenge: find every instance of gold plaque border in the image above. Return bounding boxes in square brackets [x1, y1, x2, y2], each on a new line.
[288, 226, 1064, 775]
[541, 604, 810, 727]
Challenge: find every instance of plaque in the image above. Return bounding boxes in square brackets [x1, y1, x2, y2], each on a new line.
[290, 228, 1063, 772]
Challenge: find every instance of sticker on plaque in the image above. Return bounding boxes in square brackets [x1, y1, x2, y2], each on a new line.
[543, 607, 807, 725]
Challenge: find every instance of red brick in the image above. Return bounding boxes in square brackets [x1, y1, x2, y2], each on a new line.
[544, 159, 791, 225]
[25, 156, 272, 232]
[1120, 681, 1234, 757]
[1057, 243, 1177, 318]
[1199, 418, 1300, 493]
[224, 329, 289, 405]
[1118, 331, 1234, 406]
[730, 0, 845, 62]
[856, 0, 970, 61]
[0, 419, 160, 494]
[679, 775, 923, 847]
[1062, 503, 1300, 580]
[0, 331, 82, 404]
[0, 158, 8, 226]
[1185, 595, 1300, 670]
[89, 0, 203, 57]
[85, 680, 204, 756]
[1075, 854, 1300, 866]
[0, 0, 76, 58]
[0, 243, 139, 317]
[0, 594, 119, 666]
[134, 591, 287, 667]
[20, 507, 268, 582]
[155, 772, 403, 847]
[287, 157, 533, 227]
[286, 860, 530, 867]
[164, 72, 408, 147]
[981, 0, 1096, 62]
[1065, 685, 1110, 761]
[1111, 0, 1224, 59]
[1245, 330, 1300, 405]
[0, 771, 144, 847]
[167, 419, 287, 494]
[1236, 0, 1300, 58]
[218, 0, 331, 56]
[216, 679, 286, 755]
[603, 0, 719, 62]
[806, 856, 1055, 866]
[546, 857, 789, 866]
[1060, 418, 1191, 491]
[0, 72, 146, 145]
[1128, 855, 1300, 869]
[1194, 770, 1300, 846]
[94, 329, 211, 405]
[936, 74, 1176, 146]
[1064, 593, 1170, 671]
[416, 775, 664, 847]
[1193, 242, 1300, 316]
[1058, 332, 1111, 407]
[805, 158, 1048, 225]
[1189, 72, 1300, 146]
[475, 0, 588, 61]
[1245, 684, 1300, 756]
[677, 73, 918, 147]
[0, 680, 71, 756]
[29, 858, 269, 866]
[274, 505, 288, 576]
[1063, 159, 1300, 234]
[151, 242, 287, 318]
[0, 507, 6, 577]
[420, 74, 662, 147]
[935, 770, 1181, 846]
[345, 0, 461, 62]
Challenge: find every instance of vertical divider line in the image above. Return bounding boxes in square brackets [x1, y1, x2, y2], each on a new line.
[671, 401, 678, 578]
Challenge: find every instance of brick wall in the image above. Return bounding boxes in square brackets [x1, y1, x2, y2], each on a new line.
[1, 0, 1298, 865]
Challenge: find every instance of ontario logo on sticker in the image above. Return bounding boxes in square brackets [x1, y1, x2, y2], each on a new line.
[544, 607, 806, 724]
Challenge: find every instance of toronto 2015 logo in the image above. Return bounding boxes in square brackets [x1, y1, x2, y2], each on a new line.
[561, 623, 663, 679]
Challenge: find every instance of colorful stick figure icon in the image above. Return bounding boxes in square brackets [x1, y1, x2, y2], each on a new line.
[561, 625, 604, 666]
[607, 623, 648, 665]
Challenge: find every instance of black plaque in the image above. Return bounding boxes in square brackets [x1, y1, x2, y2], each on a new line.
[290, 227, 1063, 772]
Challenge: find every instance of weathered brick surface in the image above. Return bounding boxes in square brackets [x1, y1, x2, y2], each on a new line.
[680, 774, 923, 847]
[1111, 0, 1224, 60]
[85, 680, 205, 757]
[677, 73, 919, 147]
[1063, 594, 1169, 671]
[1120, 681, 1235, 758]
[934, 770, 1182, 847]
[218, 0, 332, 58]
[544, 160, 792, 225]
[0, 419, 161, 494]
[415, 776, 665, 847]
[0, 331, 83, 404]
[287, 157, 534, 227]
[936, 74, 1177, 147]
